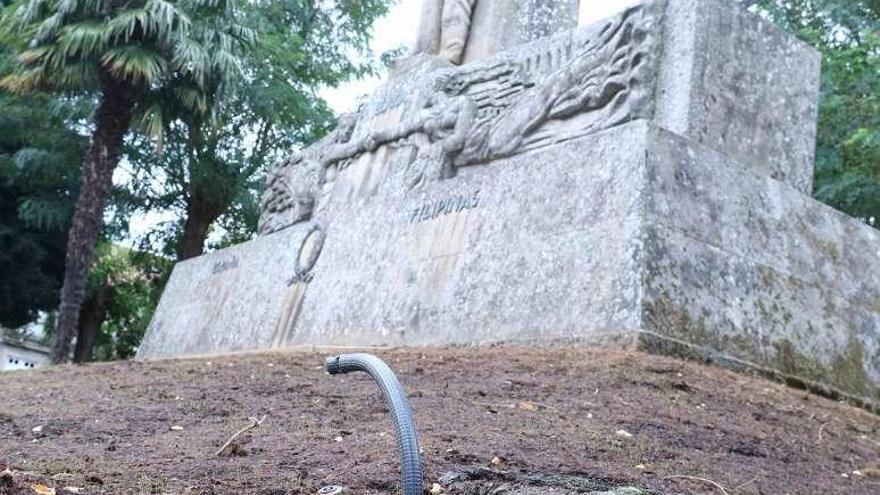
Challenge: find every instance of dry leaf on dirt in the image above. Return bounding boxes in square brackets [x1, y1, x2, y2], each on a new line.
[31, 483, 55, 495]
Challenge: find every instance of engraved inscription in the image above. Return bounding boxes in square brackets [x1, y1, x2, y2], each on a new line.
[410, 190, 481, 223]
[211, 256, 239, 275]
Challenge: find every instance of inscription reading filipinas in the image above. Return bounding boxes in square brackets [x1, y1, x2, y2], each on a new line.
[211, 256, 239, 275]
[410, 190, 481, 223]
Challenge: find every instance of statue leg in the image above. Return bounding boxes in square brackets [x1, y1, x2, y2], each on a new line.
[411, 0, 444, 56]
[439, 0, 477, 64]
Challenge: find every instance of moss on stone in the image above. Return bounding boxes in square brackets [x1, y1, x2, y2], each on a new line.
[757, 265, 777, 288]
[773, 339, 828, 383]
[644, 293, 877, 404]
[816, 239, 841, 263]
[771, 337, 871, 398]
[643, 293, 710, 347]
[830, 338, 871, 397]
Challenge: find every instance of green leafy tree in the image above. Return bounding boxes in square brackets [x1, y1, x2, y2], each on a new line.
[1, 0, 256, 362]
[0, 88, 86, 328]
[121, 0, 393, 261]
[758, 0, 880, 222]
[73, 243, 169, 362]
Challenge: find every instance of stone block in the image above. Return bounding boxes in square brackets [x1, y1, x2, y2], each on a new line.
[359, 0, 821, 194]
[291, 122, 651, 346]
[641, 126, 880, 402]
[137, 227, 314, 358]
[139, 120, 880, 407]
[655, 0, 822, 193]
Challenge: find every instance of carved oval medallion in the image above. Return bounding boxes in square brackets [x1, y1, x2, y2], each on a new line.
[294, 224, 326, 283]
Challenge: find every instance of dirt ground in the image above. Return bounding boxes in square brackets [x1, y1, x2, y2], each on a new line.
[2, 346, 879, 495]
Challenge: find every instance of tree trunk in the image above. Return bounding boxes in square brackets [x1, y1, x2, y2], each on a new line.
[52, 73, 137, 364]
[73, 285, 111, 363]
[176, 186, 225, 261]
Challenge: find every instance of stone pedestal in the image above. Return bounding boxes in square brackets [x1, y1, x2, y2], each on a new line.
[138, 1, 880, 408]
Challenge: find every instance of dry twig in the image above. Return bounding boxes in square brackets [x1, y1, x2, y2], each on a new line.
[818, 422, 829, 443]
[215, 415, 267, 456]
[665, 475, 730, 495]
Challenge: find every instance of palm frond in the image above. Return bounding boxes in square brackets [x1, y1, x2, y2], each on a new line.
[132, 102, 166, 154]
[192, 0, 223, 9]
[0, 68, 47, 92]
[58, 21, 111, 58]
[106, 9, 153, 43]
[18, 44, 53, 65]
[211, 48, 242, 79]
[56, 0, 78, 16]
[171, 37, 209, 86]
[53, 61, 97, 89]
[20, 0, 49, 25]
[172, 85, 208, 114]
[101, 45, 167, 83]
[226, 24, 257, 46]
[145, 0, 191, 37]
[18, 197, 73, 231]
[33, 12, 63, 43]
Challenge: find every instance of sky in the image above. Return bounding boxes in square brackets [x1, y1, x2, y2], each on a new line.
[322, 0, 643, 114]
[126, 0, 643, 245]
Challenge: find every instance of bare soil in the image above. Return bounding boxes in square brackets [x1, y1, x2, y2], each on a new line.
[1, 346, 879, 494]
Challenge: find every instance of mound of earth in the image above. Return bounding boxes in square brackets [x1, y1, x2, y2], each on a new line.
[1, 347, 879, 494]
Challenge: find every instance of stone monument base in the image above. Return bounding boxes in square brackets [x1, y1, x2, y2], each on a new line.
[139, 120, 880, 408]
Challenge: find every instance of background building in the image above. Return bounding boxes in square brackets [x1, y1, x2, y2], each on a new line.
[0, 330, 51, 371]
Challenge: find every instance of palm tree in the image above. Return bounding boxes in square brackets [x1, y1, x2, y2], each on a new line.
[1, 0, 255, 363]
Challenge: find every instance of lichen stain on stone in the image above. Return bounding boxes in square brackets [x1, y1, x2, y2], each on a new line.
[643, 292, 709, 346]
[646, 293, 876, 401]
[815, 238, 841, 264]
[830, 338, 871, 397]
[771, 336, 872, 398]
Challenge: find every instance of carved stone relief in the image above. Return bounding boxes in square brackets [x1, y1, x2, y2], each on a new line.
[257, 112, 365, 235]
[361, 5, 656, 185]
[291, 224, 326, 284]
[258, 4, 657, 232]
[257, 154, 325, 236]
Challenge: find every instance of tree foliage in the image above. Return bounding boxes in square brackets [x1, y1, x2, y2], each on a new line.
[120, 0, 393, 259]
[1, 0, 257, 362]
[81, 243, 170, 361]
[0, 88, 86, 328]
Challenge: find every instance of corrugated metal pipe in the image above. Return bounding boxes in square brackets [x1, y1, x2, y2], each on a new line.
[325, 353, 424, 495]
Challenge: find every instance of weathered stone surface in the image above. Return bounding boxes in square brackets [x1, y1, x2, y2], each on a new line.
[256, 0, 821, 239]
[136, 227, 314, 358]
[138, 1, 878, 406]
[655, 0, 821, 193]
[641, 126, 880, 401]
[461, 0, 580, 64]
[139, 119, 880, 405]
[410, 0, 579, 66]
[291, 123, 650, 346]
